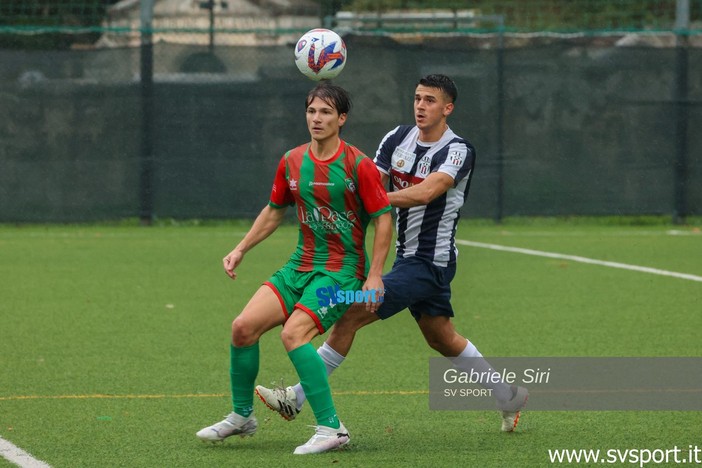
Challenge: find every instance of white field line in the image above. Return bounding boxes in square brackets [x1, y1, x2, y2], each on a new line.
[0, 437, 51, 468]
[456, 240, 702, 283]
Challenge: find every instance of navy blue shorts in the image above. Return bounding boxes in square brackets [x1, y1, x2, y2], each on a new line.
[376, 256, 456, 321]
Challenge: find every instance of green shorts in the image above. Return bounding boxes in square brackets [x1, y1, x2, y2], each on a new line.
[265, 264, 363, 334]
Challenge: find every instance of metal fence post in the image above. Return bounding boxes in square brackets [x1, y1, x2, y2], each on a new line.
[140, 0, 155, 225]
[495, 15, 505, 223]
[673, 0, 689, 224]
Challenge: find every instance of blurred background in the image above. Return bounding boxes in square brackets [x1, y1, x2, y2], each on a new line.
[0, 0, 700, 223]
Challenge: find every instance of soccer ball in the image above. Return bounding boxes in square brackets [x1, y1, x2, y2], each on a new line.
[294, 28, 347, 81]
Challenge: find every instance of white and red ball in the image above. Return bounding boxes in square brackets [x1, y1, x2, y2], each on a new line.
[294, 28, 347, 81]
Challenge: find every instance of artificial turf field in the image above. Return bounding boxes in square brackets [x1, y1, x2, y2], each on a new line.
[1, 218, 701, 467]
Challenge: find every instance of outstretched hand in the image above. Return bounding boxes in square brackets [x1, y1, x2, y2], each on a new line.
[222, 250, 244, 280]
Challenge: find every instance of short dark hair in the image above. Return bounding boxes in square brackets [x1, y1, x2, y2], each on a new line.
[418, 74, 458, 103]
[305, 82, 352, 115]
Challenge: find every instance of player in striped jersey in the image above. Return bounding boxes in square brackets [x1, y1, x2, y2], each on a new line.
[196, 83, 393, 454]
[256, 74, 528, 433]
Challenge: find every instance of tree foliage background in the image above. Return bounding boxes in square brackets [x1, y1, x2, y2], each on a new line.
[0, 0, 699, 49]
[0, 0, 121, 48]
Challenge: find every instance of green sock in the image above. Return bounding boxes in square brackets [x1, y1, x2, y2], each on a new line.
[230, 342, 259, 417]
[288, 343, 340, 429]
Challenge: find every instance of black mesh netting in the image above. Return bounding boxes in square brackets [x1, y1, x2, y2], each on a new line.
[0, 35, 700, 221]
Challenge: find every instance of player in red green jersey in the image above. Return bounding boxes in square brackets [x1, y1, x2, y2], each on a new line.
[196, 82, 393, 455]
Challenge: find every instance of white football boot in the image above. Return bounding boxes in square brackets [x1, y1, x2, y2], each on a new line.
[196, 412, 257, 442]
[255, 384, 301, 421]
[497, 385, 529, 432]
[293, 422, 350, 455]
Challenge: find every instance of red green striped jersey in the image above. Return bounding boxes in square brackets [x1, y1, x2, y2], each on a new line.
[269, 140, 391, 280]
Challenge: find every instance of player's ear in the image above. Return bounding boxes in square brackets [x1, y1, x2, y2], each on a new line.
[443, 102, 454, 117]
[338, 112, 347, 127]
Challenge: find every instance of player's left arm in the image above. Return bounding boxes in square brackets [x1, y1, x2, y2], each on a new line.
[387, 171, 454, 208]
[364, 211, 392, 312]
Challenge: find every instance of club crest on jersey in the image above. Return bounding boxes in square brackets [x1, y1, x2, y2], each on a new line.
[448, 150, 465, 166]
[418, 161, 431, 176]
[344, 177, 356, 193]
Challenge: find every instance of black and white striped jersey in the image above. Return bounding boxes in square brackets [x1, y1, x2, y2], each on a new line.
[374, 125, 476, 267]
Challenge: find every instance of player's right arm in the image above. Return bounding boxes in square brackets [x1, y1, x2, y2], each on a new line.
[387, 171, 454, 208]
[223, 155, 293, 280]
[223, 205, 286, 280]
